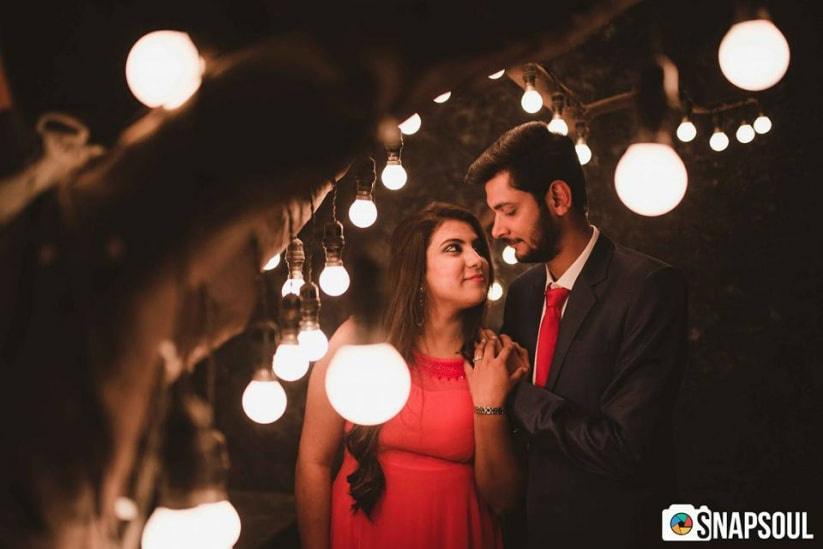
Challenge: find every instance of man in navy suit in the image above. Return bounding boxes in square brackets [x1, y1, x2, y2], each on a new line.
[466, 122, 688, 548]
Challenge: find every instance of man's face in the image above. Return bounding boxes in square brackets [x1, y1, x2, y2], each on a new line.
[484, 170, 560, 263]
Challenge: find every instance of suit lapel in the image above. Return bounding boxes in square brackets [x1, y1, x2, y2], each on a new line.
[547, 234, 614, 390]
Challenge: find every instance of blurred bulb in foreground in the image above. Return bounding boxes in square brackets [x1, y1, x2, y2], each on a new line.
[709, 129, 730, 152]
[433, 91, 451, 103]
[502, 245, 518, 265]
[126, 30, 203, 109]
[736, 122, 756, 144]
[242, 370, 287, 424]
[325, 343, 411, 425]
[676, 118, 697, 142]
[614, 143, 688, 217]
[719, 18, 790, 91]
[488, 281, 504, 302]
[142, 500, 241, 549]
[398, 113, 421, 135]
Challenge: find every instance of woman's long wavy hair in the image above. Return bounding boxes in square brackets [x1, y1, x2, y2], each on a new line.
[345, 202, 494, 518]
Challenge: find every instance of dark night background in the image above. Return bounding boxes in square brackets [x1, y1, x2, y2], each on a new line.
[1, 1, 821, 547]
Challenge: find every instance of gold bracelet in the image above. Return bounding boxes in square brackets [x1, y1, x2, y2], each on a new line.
[474, 406, 505, 415]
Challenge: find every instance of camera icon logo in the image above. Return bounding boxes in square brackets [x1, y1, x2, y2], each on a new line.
[662, 504, 710, 541]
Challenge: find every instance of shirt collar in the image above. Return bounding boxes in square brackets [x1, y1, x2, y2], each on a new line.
[545, 225, 599, 291]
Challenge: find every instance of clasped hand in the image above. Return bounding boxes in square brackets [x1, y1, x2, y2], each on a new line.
[464, 329, 530, 408]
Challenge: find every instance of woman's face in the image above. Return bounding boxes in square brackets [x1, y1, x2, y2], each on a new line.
[424, 219, 490, 313]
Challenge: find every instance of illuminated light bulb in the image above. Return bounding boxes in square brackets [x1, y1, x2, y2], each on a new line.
[242, 370, 287, 424]
[281, 275, 304, 297]
[320, 221, 350, 296]
[319, 265, 350, 296]
[719, 18, 790, 91]
[676, 118, 697, 142]
[488, 281, 503, 302]
[575, 138, 592, 165]
[298, 329, 328, 362]
[272, 341, 309, 381]
[433, 91, 451, 103]
[141, 500, 241, 549]
[398, 113, 422, 135]
[521, 86, 543, 114]
[614, 143, 688, 217]
[325, 343, 411, 425]
[547, 112, 569, 136]
[125, 30, 203, 110]
[298, 282, 328, 361]
[502, 245, 518, 265]
[348, 198, 377, 228]
[282, 238, 306, 296]
[114, 497, 138, 521]
[488, 69, 505, 79]
[736, 122, 756, 144]
[709, 129, 729, 152]
[381, 163, 407, 190]
[263, 253, 280, 271]
[753, 114, 772, 134]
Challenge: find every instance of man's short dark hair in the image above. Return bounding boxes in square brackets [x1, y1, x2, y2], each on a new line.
[466, 121, 588, 215]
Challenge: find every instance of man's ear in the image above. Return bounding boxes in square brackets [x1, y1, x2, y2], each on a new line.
[544, 179, 572, 215]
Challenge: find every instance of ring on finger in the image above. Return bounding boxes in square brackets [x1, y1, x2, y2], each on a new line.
[473, 354, 483, 363]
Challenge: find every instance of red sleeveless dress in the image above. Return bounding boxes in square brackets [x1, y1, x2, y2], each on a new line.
[330, 352, 502, 549]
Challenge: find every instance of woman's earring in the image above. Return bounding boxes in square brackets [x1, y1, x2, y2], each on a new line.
[414, 285, 425, 327]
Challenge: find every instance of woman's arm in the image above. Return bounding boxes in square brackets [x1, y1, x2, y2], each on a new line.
[465, 330, 530, 515]
[295, 318, 358, 549]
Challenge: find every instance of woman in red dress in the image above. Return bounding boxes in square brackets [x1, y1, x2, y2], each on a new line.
[296, 202, 529, 549]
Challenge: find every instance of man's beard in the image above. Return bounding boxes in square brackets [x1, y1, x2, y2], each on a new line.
[516, 205, 560, 263]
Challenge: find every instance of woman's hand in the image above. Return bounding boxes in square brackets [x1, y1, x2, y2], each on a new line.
[464, 329, 530, 407]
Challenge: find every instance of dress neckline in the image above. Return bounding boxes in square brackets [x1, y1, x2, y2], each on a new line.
[412, 351, 466, 380]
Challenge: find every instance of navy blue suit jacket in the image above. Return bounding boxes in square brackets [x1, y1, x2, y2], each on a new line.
[501, 233, 688, 549]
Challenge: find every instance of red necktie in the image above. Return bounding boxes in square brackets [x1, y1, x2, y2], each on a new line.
[534, 286, 570, 387]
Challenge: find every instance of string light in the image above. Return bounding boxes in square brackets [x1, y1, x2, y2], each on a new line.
[348, 158, 378, 228]
[719, 15, 790, 91]
[242, 368, 287, 424]
[125, 30, 203, 110]
[398, 113, 422, 135]
[709, 127, 730, 152]
[736, 121, 756, 143]
[298, 282, 328, 361]
[273, 294, 310, 381]
[574, 122, 592, 166]
[520, 65, 543, 114]
[753, 113, 772, 134]
[547, 93, 569, 135]
[433, 91, 451, 103]
[502, 245, 518, 265]
[488, 69, 505, 79]
[325, 343, 411, 425]
[319, 221, 350, 296]
[262, 253, 280, 271]
[381, 140, 407, 191]
[676, 117, 697, 142]
[142, 502, 241, 549]
[487, 281, 504, 302]
[281, 238, 305, 296]
[615, 144, 688, 217]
